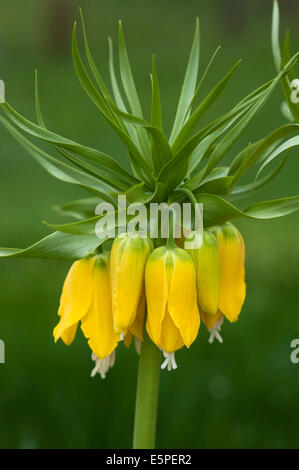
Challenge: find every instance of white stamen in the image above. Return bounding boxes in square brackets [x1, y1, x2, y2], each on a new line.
[161, 351, 178, 371]
[208, 315, 224, 344]
[90, 350, 116, 379]
[134, 337, 142, 355]
[120, 332, 124, 341]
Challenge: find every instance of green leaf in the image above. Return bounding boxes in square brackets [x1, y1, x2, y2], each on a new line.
[245, 195, 299, 219]
[45, 210, 142, 237]
[118, 21, 152, 163]
[79, 8, 125, 130]
[229, 141, 260, 175]
[172, 79, 272, 174]
[72, 22, 153, 182]
[196, 193, 245, 226]
[108, 37, 142, 150]
[186, 45, 221, 117]
[0, 231, 103, 261]
[169, 18, 200, 144]
[257, 134, 299, 177]
[281, 100, 294, 122]
[2, 100, 139, 186]
[234, 123, 299, 180]
[202, 53, 299, 179]
[144, 125, 172, 174]
[195, 176, 233, 197]
[53, 197, 102, 220]
[230, 154, 288, 201]
[272, 0, 281, 73]
[196, 192, 299, 227]
[193, 167, 232, 196]
[150, 55, 163, 131]
[0, 116, 117, 204]
[35, 72, 129, 192]
[282, 30, 296, 81]
[118, 21, 144, 118]
[172, 59, 241, 154]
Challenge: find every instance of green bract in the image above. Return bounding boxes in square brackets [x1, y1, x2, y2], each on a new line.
[0, 6, 299, 261]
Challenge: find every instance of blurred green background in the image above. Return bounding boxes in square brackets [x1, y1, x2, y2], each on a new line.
[0, 0, 299, 449]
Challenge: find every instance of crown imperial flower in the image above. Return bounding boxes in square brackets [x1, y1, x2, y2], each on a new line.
[110, 233, 153, 334]
[0, 0, 298, 449]
[187, 230, 221, 316]
[211, 223, 246, 323]
[145, 245, 200, 369]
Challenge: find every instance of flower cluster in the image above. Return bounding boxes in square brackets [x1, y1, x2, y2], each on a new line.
[0, 4, 298, 381]
[54, 222, 245, 376]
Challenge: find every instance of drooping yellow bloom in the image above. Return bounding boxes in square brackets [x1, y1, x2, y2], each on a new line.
[110, 233, 153, 334]
[81, 254, 119, 360]
[54, 253, 121, 378]
[53, 256, 95, 345]
[212, 223, 246, 323]
[187, 230, 221, 316]
[145, 246, 200, 360]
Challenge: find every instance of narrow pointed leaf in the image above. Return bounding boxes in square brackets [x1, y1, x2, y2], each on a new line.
[54, 197, 102, 220]
[151, 55, 163, 130]
[169, 18, 200, 143]
[272, 0, 281, 73]
[172, 59, 241, 154]
[257, 134, 299, 177]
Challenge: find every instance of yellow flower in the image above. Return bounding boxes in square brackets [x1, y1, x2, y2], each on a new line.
[54, 254, 120, 378]
[145, 245, 200, 369]
[187, 230, 221, 316]
[110, 233, 153, 334]
[53, 256, 95, 345]
[212, 223, 246, 323]
[81, 254, 119, 360]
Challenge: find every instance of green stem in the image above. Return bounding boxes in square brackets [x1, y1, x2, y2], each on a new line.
[133, 331, 161, 449]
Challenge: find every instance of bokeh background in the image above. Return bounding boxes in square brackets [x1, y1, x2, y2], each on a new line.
[0, 0, 299, 449]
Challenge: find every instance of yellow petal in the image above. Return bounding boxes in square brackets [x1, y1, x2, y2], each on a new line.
[54, 257, 95, 342]
[168, 248, 200, 348]
[159, 309, 184, 353]
[194, 231, 221, 315]
[111, 234, 153, 333]
[129, 292, 145, 341]
[59, 323, 78, 346]
[81, 254, 119, 360]
[145, 247, 168, 347]
[200, 309, 223, 329]
[124, 332, 132, 348]
[215, 223, 246, 322]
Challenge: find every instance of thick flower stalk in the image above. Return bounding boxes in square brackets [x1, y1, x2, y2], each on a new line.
[0, 1, 298, 448]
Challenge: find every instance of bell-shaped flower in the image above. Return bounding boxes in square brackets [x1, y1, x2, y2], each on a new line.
[110, 233, 153, 334]
[212, 223, 246, 323]
[54, 254, 120, 378]
[187, 230, 221, 316]
[145, 245, 200, 369]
